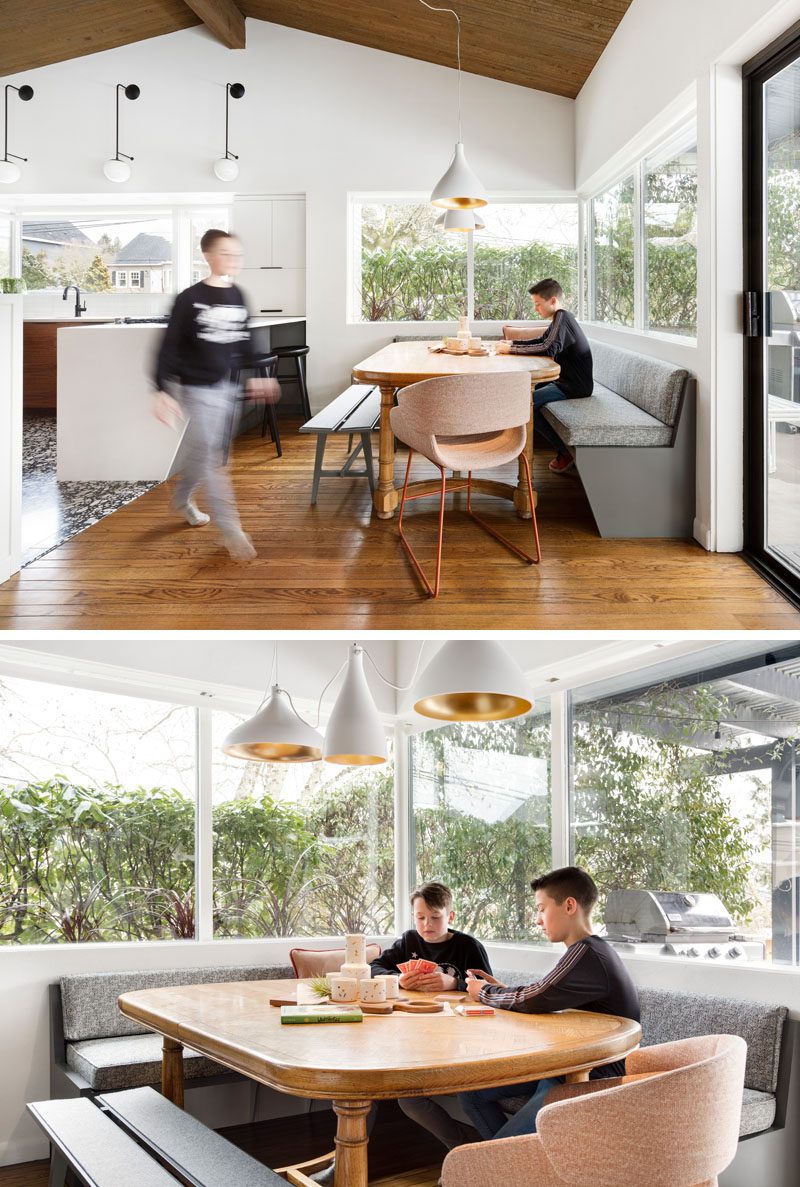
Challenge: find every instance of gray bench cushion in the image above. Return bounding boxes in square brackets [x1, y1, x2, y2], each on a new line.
[740, 1087, 777, 1137]
[61, 964, 293, 1041]
[542, 383, 674, 447]
[639, 987, 787, 1094]
[66, 1033, 228, 1092]
[591, 340, 689, 425]
[99, 1087, 286, 1186]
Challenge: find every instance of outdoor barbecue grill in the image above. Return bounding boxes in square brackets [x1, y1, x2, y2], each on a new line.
[603, 889, 765, 961]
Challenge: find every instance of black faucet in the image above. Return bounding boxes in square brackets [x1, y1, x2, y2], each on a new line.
[62, 285, 86, 317]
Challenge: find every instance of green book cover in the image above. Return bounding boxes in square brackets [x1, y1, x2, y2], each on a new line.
[280, 1004, 363, 1025]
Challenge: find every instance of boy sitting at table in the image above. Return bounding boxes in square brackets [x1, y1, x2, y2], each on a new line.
[458, 865, 640, 1143]
[312, 882, 491, 1181]
[495, 277, 594, 475]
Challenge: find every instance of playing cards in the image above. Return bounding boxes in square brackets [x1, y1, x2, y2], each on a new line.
[397, 959, 438, 974]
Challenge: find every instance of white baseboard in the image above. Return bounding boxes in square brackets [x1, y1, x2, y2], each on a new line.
[693, 517, 713, 551]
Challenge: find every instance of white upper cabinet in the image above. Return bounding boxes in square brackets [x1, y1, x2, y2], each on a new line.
[233, 196, 305, 269]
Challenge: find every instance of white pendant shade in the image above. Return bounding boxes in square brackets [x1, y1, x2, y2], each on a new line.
[435, 208, 485, 233]
[103, 157, 131, 183]
[413, 641, 533, 722]
[0, 160, 21, 184]
[213, 156, 239, 181]
[431, 142, 488, 210]
[324, 645, 387, 765]
[223, 685, 323, 762]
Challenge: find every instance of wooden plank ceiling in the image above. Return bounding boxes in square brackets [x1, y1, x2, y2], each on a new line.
[1, 0, 633, 99]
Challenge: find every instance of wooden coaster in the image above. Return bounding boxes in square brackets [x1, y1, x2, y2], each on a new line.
[394, 1001, 444, 1014]
[359, 1001, 395, 1015]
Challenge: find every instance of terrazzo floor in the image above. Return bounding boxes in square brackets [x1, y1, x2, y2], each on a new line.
[21, 414, 158, 566]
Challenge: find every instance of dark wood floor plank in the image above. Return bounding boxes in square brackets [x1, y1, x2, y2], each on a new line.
[2, 421, 797, 630]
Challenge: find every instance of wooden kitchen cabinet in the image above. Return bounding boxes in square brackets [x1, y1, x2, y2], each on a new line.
[23, 320, 112, 411]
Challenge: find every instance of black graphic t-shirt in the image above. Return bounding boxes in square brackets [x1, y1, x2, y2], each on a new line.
[370, 928, 492, 991]
[154, 281, 254, 390]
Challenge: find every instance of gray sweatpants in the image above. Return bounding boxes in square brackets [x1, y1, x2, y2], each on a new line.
[173, 379, 241, 534]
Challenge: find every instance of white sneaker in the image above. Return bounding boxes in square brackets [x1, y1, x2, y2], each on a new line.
[172, 499, 210, 527]
[222, 529, 256, 560]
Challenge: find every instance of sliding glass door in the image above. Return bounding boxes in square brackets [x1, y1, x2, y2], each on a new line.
[744, 28, 800, 605]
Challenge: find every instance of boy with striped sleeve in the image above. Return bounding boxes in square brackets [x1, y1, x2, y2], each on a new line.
[459, 866, 640, 1141]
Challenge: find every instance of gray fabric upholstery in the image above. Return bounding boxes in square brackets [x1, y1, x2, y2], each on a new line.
[61, 964, 293, 1042]
[66, 1033, 228, 1092]
[542, 384, 674, 447]
[739, 1087, 777, 1137]
[98, 1087, 286, 1185]
[590, 340, 689, 425]
[639, 987, 787, 1094]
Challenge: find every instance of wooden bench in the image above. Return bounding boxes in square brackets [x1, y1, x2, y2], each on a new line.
[29, 1089, 297, 1187]
[299, 384, 380, 504]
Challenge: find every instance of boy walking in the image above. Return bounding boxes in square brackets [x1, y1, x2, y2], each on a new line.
[496, 278, 593, 474]
[460, 865, 640, 1141]
[154, 229, 276, 560]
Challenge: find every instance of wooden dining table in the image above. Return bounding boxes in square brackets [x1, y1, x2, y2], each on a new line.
[117, 977, 640, 1187]
[351, 341, 560, 519]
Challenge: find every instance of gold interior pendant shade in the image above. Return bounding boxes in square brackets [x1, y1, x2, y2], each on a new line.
[222, 685, 323, 762]
[412, 641, 533, 722]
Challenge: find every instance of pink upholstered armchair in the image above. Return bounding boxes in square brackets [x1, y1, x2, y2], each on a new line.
[441, 1034, 746, 1187]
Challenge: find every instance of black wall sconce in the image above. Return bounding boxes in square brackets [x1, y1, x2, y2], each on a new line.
[213, 83, 245, 181]
[1, 84, 34, 184]
[103, 83, 140, 182]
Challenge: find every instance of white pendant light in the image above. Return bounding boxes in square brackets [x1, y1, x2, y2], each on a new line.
[223, 684, 323, 762]
[213, 83, 244, 182]
[435, 208, 485, 233]
[213, 156, 239, 181]
[421, 2, 487, 210]
[0, 159, 20, 184]
[324, 644, 387, 765]
[412, 641, 533, 722]
[103, 157, 131, 183]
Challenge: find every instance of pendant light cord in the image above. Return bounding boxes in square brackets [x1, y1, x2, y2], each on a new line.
[418, 0, 462, 141]
[362, 642, 426, 691]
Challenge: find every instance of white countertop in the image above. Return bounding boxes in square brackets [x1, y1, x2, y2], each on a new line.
[50, 315, 305, 330]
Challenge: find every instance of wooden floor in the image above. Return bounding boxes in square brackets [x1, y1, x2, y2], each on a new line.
[0, 1101, 442, 1186]
[2, 420, 798, 630]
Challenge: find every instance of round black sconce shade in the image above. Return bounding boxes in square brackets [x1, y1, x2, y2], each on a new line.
[124, 84, 140, 101]
[229, 83, 245, 99]
[18, 85, 34, 101]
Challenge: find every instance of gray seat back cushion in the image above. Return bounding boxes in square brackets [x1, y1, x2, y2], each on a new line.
[61, 964, 293, 1041]
[590, 340, 689, 426]
[639, 986, 786, 1093]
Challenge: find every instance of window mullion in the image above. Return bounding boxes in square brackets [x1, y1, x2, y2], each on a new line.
[467, 229, 475, 322]
[195, 705, 214, 943]
[550, 691, 570, 868]
[394, 720, 411, 933]
[634, 162, 646, 332]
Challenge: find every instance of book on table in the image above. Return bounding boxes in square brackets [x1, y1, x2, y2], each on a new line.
[280, 1004, 363, 1024]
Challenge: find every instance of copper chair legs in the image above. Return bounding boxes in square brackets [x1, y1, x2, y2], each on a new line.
[396, 449, 541, 598]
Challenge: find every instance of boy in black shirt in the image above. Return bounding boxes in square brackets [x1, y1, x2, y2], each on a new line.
[460, 865, 639, 1141]
[154, 229, 276, 560]
[496, 278, 593, 475]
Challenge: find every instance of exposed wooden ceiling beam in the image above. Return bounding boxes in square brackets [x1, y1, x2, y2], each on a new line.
[184, 0, 245, 49]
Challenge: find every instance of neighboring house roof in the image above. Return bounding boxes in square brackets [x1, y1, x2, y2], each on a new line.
[113, 233, 172, 265]
[22, 220, 93, 247]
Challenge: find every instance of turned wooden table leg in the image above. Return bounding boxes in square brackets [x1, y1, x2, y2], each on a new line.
[514, 380, 536, 519]
[373, 383, 400, 519]
[332, 1099, 372, 1187]
[161, 1036, 184, 1107]
[564, 1070, 590, 1084]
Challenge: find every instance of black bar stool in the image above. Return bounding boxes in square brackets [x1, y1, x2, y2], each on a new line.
[272, 344, 311, 420]
[229, 352, 282, 459]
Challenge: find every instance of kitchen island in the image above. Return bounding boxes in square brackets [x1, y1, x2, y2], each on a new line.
[56, 316, 305, 481]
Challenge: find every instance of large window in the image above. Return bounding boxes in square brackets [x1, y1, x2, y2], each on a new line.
[21, 212, 173, 296]
[410, 702, 551, 942]
[211, 711, 394, 938]
[0, 675, 196, 945]
[570, 646, 800, 965]
[586, 123, 697, 339]
[351, 197, 577, 324]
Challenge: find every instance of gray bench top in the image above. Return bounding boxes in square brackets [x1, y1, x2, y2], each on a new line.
[67, 1033, 228, 1093]
[99, 1087, 286, 1187]
[300, 384, 380, 433]
[28, 1097, 177, 1187]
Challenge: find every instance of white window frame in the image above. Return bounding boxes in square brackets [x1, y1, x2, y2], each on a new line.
[116, 270, 127, 287]
[347, 192, 580, 326]
[130, 270, 141, 287]
[581, 115, 698, 344]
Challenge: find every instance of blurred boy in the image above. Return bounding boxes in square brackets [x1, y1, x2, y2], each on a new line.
[495, 278, 593, 474]
[460, 865, 639, 1140]
[153, 229, 277, 560]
